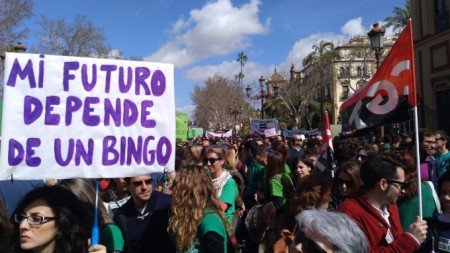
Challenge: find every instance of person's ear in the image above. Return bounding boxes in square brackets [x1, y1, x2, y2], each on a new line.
[379, 178, 389, 191]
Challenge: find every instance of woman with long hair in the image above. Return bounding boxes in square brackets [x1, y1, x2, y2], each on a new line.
[394, 151, 439, 230]
[169, 164, 229, 252]
[331, 160, 363, 209]
[11, 185, 106, 253]
[290, 173, 332, 215]
[204, 147, 238, 226]
[59, 179, 125, 252]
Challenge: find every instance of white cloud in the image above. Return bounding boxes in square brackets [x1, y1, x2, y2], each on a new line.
[146, 0, 270, 67]
[341, 17, 366, 37]
[185, 60, 272, 86]
[176, 104, 196, 117]
[283, 32, 346, 70]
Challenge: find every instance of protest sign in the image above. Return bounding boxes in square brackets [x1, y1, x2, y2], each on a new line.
[0, 53, 175, 180]
[250, 118, 279, 136]
[176, 112, 189, 141]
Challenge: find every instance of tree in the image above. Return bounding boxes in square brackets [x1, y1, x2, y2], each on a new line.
[191, 75, 252, 130]
[0, 0, 33, 52]
[384, 0, 410, 31]
[34, 14, 110, 57]
[302, 40, 339, 68]
[236, 52, 248, 84]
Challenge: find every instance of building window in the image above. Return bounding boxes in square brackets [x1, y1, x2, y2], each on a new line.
[357, 67, 362, 76]
[435, 0, 449, 33]
[363, 66, 367, 76]
[346, 67, 351, 77]
[340, 67, 346, 77]
[341, 85, 349, 100]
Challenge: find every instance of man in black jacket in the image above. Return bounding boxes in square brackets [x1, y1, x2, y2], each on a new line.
[113, 174, 175, 253]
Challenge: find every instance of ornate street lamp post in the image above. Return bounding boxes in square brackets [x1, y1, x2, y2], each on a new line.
[368, 23, 386, 137]
[368, 23, 385, 70]
[246, 75, 279, 119]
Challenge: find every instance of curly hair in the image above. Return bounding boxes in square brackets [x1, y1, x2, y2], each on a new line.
[11, 185, 91, 253]
[168, 164, 229, 251]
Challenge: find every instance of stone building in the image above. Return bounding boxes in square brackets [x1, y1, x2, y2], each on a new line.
[411, 0, 450, 133]
[290, 35, 397, 124]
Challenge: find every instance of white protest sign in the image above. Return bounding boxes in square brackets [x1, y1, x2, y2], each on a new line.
[249, 118, 279, 136]
[264, 127, 278, 137]
[0, 53, 175, 180]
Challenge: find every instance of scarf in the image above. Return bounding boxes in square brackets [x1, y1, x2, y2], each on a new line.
[212, 169, 232, 197]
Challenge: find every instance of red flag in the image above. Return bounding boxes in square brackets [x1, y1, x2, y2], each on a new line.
[340, 21, 417, 131]
[316, 111, 336, 173]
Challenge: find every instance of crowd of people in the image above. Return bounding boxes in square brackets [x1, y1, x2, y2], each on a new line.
[0, 128, 450, 253]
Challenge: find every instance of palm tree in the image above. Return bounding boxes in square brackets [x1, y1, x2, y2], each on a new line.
[384, 0, 410, 31]
[236, 52, 248, 84]
[302, 41, 339, 67]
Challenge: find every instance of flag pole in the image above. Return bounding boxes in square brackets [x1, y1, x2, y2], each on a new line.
[91, 179, 100, 245]
[409, 19, 422, 219]
[414, 106, 422, 218]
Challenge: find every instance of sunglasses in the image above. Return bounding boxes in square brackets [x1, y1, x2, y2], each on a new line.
[337, 178, 355, 188]
[131, 178, 153, 187]
[386, 179, 408, 191]
[203, 157, 221, 164]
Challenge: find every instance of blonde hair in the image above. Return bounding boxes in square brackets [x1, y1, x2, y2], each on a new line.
[225, 146, 237, 170]
[168, 164, 229, 251]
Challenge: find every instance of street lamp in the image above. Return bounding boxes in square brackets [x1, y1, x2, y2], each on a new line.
[246, 75, 279, 118]
[228, 101, 243, 129]
[368, 23, 386, 137]
[367, 23, 385, 69]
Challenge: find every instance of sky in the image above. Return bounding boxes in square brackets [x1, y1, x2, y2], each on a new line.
[22, 0, 406, 117]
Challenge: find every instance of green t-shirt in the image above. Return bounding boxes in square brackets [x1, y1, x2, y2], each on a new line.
[435, 151, 450, 176]
[219, 177, 238, 225]
[283, 163, 292, 179]
[399, 181, 437, 231]
[185, 209, 228, 253]
[247, 161, 266, 195]
[269, 173, 289, 206]
[100, 223, 125, 251]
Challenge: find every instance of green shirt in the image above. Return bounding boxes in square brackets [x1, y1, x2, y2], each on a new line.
[100, 223, 124, 251]
[219, 177, 238, 225]
[435, 151, 450, 176]
[184, 209, 228, 253]
[399, 181, 437, 231]
[247, 161, 266, 195]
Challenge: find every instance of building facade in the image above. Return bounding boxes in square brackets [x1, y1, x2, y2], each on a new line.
[290, 36, 396, 124]
[411, 0, 450, 133]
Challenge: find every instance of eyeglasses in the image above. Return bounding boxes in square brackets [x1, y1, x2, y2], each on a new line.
[337, 178, 355, 188]
[300, 236, 327, 253]
[131, 178, 153, 187]
[14, 214, 55, 226]
[386, 179, 408, 191]
[203, 157, 221, 165]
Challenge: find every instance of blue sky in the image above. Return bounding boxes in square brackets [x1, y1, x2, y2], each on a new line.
[23, 0, 406, 116]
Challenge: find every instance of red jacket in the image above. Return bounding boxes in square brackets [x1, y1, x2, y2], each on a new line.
[339, 196, 420, 253]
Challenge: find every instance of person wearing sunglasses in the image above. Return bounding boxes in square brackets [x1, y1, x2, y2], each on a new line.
[204, 147, 238, 226]
[112, 175, 175, 253]
[332, 160, 362, 209]
[11, 185, 107, 253]
[339, 154, 428, 253]
[434, 130, 450, 177]
[294, 209, 369, 253]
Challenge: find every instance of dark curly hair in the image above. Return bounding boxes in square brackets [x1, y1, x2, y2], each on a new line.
[11, 185, 91, 253]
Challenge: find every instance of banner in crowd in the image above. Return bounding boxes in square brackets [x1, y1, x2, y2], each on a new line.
[283, 128, 321, 138]
[316, 111, 336, 174]
[0, 53, 175, 180]
[176, 112, 189, 141]
[205, 130, 232, 138]
[250, 118, 280, 136]
[339, 22, 417, 131]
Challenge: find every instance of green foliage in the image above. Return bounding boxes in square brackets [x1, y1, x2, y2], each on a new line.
[384, 0, 410, 31]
